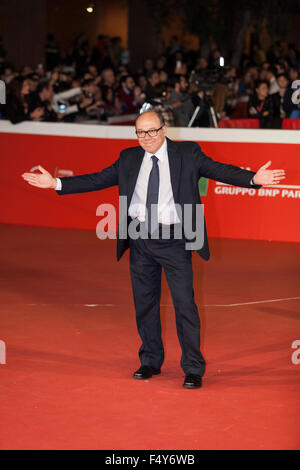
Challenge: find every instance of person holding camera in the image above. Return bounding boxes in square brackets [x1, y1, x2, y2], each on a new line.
[28, 81, 58, 122]
[165, 74, 194, 126]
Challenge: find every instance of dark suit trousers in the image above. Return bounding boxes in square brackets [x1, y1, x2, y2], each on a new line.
[129, 225, 206, 377]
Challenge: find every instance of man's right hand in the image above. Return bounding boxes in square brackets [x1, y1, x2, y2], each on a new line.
[22, 165, 56, 189]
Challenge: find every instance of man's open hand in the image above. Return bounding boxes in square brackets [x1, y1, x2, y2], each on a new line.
[21, 165, 56, 189]
[253, 161, 286, 185]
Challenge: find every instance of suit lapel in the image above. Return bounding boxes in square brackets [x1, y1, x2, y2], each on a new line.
[127, 146, 144, 205]
[166, 137, 182, 203]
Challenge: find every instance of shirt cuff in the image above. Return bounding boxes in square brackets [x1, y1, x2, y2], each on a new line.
[55, 178, 62, 190]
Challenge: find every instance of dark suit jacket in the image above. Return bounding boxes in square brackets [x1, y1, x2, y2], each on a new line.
[57, 137, 261, 261]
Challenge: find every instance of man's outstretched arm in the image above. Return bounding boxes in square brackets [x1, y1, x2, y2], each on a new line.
[194, 143, 285, 188]
[22, 160, 119, 194]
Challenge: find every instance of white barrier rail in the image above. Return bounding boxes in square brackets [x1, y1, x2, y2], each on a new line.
[0, 119, 299, 144]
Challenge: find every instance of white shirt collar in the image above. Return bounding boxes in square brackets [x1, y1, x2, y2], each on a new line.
[144, 138, 167, 162]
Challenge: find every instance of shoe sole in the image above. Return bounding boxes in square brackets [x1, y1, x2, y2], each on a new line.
[183, 383, 202, 389]
[133, 371, 161, 380]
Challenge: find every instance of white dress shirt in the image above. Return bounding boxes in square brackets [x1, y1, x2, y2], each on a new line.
[128, 138, 180, 224]
[56, 178, 62, 190]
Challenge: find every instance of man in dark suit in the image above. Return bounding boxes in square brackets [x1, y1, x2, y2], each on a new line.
[21, 110, 286, 389]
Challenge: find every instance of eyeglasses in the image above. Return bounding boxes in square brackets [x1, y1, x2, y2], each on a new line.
[135, 125, 163, 138]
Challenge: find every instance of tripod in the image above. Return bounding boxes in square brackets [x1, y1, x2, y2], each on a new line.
[188, 92, 218, 128]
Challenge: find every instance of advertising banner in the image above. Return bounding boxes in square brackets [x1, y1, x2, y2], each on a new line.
[0, 122, 299, 243]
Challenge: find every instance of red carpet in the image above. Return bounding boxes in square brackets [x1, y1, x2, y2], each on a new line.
[0, 224, 299, 450]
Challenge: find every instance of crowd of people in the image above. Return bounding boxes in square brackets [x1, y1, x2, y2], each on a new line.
[1, 33, 300, 128]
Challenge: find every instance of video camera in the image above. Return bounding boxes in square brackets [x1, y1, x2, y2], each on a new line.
[188, 66, 234, 94]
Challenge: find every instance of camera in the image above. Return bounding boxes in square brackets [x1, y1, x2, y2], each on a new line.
[189, 67, 234, 94]
[59, 104, 67, 113]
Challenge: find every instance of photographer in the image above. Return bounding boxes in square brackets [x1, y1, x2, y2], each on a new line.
[51, 84, 94, 122]
[188, 81, 210, 127]
[165, 74, 194, 126]
[145, 70, 161, 102]
[28, 80, 58, 122]
[79, 79, 105, 119]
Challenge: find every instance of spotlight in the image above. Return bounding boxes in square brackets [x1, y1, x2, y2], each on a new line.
[86, 3, 95, 13]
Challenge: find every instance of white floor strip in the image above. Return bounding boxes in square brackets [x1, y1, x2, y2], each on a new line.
[19, 297, 300, 308]
[203, 296, 300, 307]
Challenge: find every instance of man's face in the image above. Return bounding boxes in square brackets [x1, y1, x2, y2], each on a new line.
[104, 69, 115, 86]
[138, 75, 147, 89]
[125, 77, 135, 91]
[29, 75, 39, 91]
[277, 76, 288, 89]
[256, 83, 269, 99]
[149, 72, 160, 87]
[135, 112, 167, 154]
[89, 65, 97, 77]
[179, 76, 188, 92]
[41, 85, 53, 101]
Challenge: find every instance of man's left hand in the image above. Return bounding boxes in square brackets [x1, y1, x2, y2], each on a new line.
[253, 160, 286, 185]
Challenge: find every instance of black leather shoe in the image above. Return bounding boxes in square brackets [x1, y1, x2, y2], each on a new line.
[133, 365, 161, 380]
[183, 374, 202, 389]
